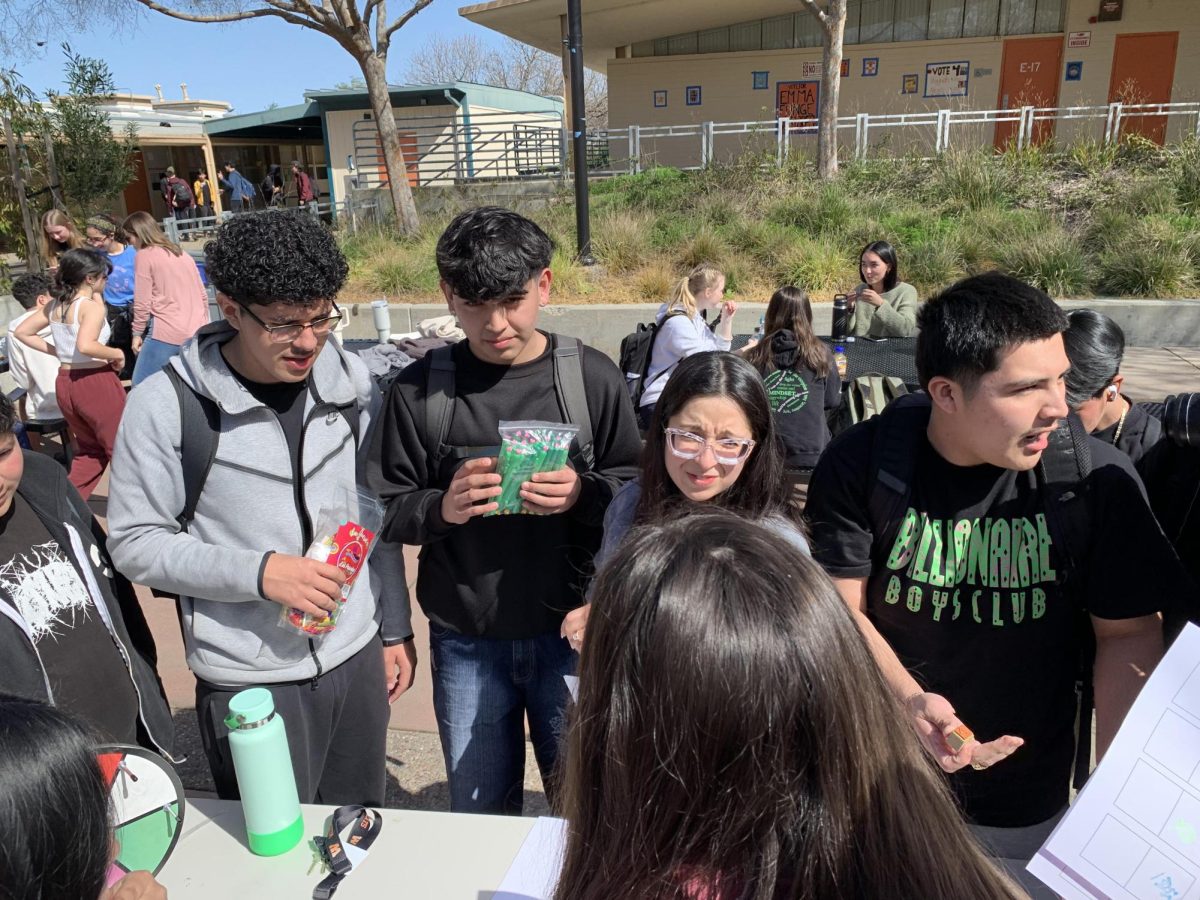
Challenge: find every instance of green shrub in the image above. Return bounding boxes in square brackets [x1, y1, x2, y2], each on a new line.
[766, 183, 856, 237]
[1066, 138, 1119, 176]
[619, 166, 693, 211]
[634, 261, 677, 300]
[1097, 241, 1195, 297]
[904, 232, 966, 291]
[676, 226, 730, 269]
[550, 246, 589, 296]
[1118, 177, 1179, 216]
[360, 242, 440, 295]
[930, 150, 1013, 210]
[592, 209, 654, 273]
[775, 237, 850, 293]
[996, 228, 1093, 297]
[1175, 140, 1200, 214]
[725, 219, 797, 268]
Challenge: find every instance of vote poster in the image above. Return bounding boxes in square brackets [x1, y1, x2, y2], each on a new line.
[776, 80, 820, 132]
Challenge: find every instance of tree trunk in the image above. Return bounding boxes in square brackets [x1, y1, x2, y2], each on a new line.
[818, 15, 844, 179]
[2, 113, 42, 273]
[358, 52, 420, 235]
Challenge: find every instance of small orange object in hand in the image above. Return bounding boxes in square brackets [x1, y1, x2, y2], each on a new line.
[946, 724, 975, 753]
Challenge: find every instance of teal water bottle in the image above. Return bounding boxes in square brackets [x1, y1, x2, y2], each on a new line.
[224, 688, 304, 856]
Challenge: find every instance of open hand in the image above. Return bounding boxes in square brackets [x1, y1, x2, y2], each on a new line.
[905, 692, 1023, 773]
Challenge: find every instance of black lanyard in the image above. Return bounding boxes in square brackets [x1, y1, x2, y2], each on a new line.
[312, 805, 383, 900]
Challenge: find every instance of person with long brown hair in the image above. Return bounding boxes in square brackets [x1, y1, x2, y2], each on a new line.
[556, 511, 1024, 900]
[12, 249, 125, 499]
[39, 209, 84, 271]
[121, 210, 210, 386]
[742, 285, 841, 508]
[637, 263, 737, 430]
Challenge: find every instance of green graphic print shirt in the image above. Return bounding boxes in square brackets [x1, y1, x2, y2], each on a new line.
[807, 420, 1177, 827]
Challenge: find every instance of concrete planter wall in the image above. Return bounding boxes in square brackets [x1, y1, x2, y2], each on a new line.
[338, 298, 1200, 359]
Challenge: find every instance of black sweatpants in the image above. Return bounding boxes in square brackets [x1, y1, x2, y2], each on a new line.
[195, 635, 388, 806]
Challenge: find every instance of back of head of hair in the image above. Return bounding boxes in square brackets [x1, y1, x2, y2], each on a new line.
[436, 206, 553, 301]
[743, 285, 828, 375]
[51, 249, 113, 307]
[860, 239, 899, 291]
[915, 271, 1068, 390]
[666, 262, 723, 318]
[11, 272, 52, 310]
[637, 351, 789, 524]
[0, 695, 111, 900]
[0, 393, 16, 436]
[1063, 309, 1126, 408]
[556, 513, 1022, 900]
[205, 209, 348, 308]
[121, 211, 180, 257]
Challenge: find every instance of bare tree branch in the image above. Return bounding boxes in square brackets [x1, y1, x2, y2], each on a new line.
[797, 0, 830, 31]
[381, 0, 431, 43]
[129, 0, 315, 31]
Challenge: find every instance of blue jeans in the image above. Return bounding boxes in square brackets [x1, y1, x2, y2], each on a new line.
[429, 625, 575, 815]
[132, 337, 180, 386]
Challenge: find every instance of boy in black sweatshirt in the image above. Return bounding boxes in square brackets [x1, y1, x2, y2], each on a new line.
[368, 207, 640, 814]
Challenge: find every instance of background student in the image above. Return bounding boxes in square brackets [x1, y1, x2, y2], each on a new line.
[122, 211, 210, 386]
[742, 285, 841, 508]
[12, 249, 125, 499]
[8, 274, 63, 439]
[84, 213, 138, 380]
[556, 513, 1023, 900]
[40, 208, 84, 272]
[848, 239, 919, 338]
[637, 262, 737, 430]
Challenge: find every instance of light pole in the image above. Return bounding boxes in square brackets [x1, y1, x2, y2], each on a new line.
[566, 0, 594, 264]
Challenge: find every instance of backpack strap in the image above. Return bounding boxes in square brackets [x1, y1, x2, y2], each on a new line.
[164, 366, 221, 533]
[550, 334, 595, 471]
[424, 345, 457, 481]
[865, 392, 931, 563]
[1037, 412, 1095, 790]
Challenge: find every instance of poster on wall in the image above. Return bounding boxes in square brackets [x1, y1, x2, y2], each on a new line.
[685, 85, 702, 106]
[840, 59, 850, 77]
[863, 57, 879, 77]
[1097, 0, 1123, 21]
[1065, 61, 1083, 82]
[801, 61, 821, 78]
[776, 80, 820, 131]
[752, 71, 769, 90]
[924, 60, 969, 98]
[653, 89, 667, 108]
[1068, 30, 1091, 48]
[902, 74, 919, 94]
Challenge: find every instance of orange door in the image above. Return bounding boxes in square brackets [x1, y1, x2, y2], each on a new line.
[995, 36, 1063, 149]
[1108, 32, 1178, 144]
[372, 131, 420, 188]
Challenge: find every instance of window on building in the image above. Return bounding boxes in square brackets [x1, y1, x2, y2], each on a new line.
[666, 32, 698, 54]
[963, 0, 999, 37]
[1034, 0, 1065, 33]
[843, 0, 863, 45]
[653, 37, 670, 55]
[631, 39, 655, 57]
[698, 26, 730, 53]
[1000, 0, 1036, 35]
[762, 14, 795, 49]
[927, 0, 964, 39]
[859, 0, 896, 43]
[893, 0, 929, 41]
[795, 12, 823, 47]
[729, 20, 762, 52]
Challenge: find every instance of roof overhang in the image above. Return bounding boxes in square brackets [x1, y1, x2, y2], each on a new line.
[204, 102, 323, 141]
[458, 0, 804, 66]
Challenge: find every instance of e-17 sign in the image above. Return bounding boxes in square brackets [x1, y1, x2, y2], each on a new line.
[776, 80, 820, 132]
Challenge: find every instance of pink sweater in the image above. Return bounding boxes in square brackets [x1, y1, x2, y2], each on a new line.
[132, 245, 210, 345]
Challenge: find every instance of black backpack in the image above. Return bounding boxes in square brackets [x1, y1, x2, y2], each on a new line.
[170, 179, 192, 208]
[618, 311, 683, 409]
[864, 392, 1097, 789]
[421, 333, 595, 481]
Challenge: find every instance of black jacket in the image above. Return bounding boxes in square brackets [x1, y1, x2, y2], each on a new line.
[0, 452, 175, 758]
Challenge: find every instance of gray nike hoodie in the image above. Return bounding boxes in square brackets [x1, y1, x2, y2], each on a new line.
[107, 320, 411, 685]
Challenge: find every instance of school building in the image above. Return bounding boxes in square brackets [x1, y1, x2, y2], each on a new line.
[461, 0, 1200, 161]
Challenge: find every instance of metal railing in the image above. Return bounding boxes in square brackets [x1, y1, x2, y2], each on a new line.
[161, 196, 382, 240]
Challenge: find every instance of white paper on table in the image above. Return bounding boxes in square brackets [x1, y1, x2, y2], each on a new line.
[1028, 623, 1200, 899]
[493, 816, 567, 900]
[564, 675, 579, 702]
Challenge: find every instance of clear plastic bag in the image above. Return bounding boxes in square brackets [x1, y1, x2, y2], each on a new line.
[486, 420, 579, 517]
[278, 487, 385, 636]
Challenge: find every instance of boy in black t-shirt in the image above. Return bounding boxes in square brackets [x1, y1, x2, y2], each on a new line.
[368, 207, 641, 815]
[0, 394, 174, 755]
[806, 272, 1185, 895]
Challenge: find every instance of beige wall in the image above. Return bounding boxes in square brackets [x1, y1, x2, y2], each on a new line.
[606, 0, 1198, 165]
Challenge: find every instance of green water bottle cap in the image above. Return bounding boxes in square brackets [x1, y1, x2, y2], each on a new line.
[225, 687, 275, 730]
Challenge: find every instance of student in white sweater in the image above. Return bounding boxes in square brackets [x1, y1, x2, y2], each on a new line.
[637, 262, 737, 429]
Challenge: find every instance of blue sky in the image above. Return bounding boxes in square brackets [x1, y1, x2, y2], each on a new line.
[7, 1, 495, 114]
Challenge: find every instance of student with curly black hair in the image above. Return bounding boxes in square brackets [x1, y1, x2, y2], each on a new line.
[107, 210, 414, 808]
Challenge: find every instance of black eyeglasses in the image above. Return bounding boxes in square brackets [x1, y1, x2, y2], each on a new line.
[234, 299, 343, 343]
